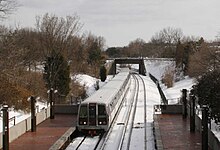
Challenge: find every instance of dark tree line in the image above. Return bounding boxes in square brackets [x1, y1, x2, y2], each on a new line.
[105, 27, 220, 79]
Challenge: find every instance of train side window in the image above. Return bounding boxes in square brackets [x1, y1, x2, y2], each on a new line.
[79, 105, 87, 118]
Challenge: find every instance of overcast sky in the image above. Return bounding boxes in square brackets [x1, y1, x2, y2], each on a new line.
[3, 0, 220, 47]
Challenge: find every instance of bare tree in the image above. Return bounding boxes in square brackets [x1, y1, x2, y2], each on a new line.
[151, 27, 183, 45]
[0, 0, 18, 19]
[150, 27, 183, 58]
[127, 38, 146, 57]
[35, 13, 82, 57]
[188, 42, 218, 77]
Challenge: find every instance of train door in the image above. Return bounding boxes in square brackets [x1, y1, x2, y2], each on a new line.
[89, 103, 97, 126]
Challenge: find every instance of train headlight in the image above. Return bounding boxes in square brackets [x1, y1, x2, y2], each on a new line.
[99, 122, 102, 125]
[84, 122, 87, 125]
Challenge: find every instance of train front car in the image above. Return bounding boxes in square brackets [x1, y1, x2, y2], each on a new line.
[77, 68, 130, 135]
[78, 103, 109, 135]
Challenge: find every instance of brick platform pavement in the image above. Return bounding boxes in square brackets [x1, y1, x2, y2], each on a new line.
[154, 114, 202, 150]
[9, 114, 77, 150]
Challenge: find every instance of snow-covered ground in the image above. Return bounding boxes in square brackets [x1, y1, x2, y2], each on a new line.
[144, 59, 175, 81]
[72, 74, 113, 97]
[3, 58, 220, 149]
[67, 59, 193, 150]
[164, 77, 195, 104]
[143, 59, 195, 104]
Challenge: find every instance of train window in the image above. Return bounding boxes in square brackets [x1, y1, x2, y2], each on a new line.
[98, 105, 107, 125]
[89, 104, 96, 126]
[98, 105, 106, 117]
[79, 105, 87, 118]
[89, 104, 96, 118]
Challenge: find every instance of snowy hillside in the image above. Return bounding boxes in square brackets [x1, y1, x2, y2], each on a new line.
[144, 59, 175, 81]
[144, 58, 195, 104]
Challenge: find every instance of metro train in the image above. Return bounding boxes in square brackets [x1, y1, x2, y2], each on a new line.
[77, 68, 130, 135]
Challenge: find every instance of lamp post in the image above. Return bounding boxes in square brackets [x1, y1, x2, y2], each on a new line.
[182, 89, 187, 119]
[190, 95, 195, 132]
[30, 96, 36, 132]
[49, 88, 55, 119]
[202, 105, 208, 150]
[2, 105, 9, 150]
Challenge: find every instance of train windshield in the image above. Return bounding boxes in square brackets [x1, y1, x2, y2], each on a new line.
[89, 103, 96, 125]
[98, 105, 106, 117]
[89, 104, 96, 118]
[79, 105, 87, 118]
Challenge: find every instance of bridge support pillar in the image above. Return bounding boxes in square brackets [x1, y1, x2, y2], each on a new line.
[139, 62, 146, 75]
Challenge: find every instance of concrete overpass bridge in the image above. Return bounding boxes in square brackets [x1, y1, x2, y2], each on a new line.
[107, 58, 146, 75]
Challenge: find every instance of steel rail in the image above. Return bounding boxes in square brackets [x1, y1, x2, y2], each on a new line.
[125, 74, 140, 150]
[137, 74, 147, 150]
[75, 136, 87, 150]
[117, 73, 139, 150]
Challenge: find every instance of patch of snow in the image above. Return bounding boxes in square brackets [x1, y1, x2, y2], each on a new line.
[163, 77, 195, 104]
[144, 59, 175, 81]
[72, 74, 113, 97]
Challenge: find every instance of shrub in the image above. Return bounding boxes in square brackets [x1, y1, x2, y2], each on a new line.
[99, 65, 107, 82]
[192, 70, 220, 123]
[162, 67, 174, 88]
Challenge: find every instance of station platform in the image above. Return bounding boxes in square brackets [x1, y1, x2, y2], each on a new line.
[154, 114, 209, 150]
[9, 114, 77, 150]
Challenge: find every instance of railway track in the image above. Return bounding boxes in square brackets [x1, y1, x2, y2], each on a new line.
[122, 73, 147, 150]
[98, 73, 147, 150]
[66, 135, 102, 150]
[66, 73, 148, 150]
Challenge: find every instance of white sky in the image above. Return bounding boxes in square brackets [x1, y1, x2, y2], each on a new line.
[3, 0, 220, 47]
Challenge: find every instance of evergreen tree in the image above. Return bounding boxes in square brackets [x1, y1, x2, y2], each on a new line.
[100, 65, 107, 82]
[175, 41, 184, 69]
[192, 70, 220, 123]
[43, 52, 70, 100]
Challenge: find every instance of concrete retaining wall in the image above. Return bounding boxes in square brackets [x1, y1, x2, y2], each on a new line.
[195, 115, 220, 150]
[159, 105, 182, 114]
[54, 104, 79, 114]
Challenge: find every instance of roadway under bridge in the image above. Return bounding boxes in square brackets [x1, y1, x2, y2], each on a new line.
[107, 58, 146, 75]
